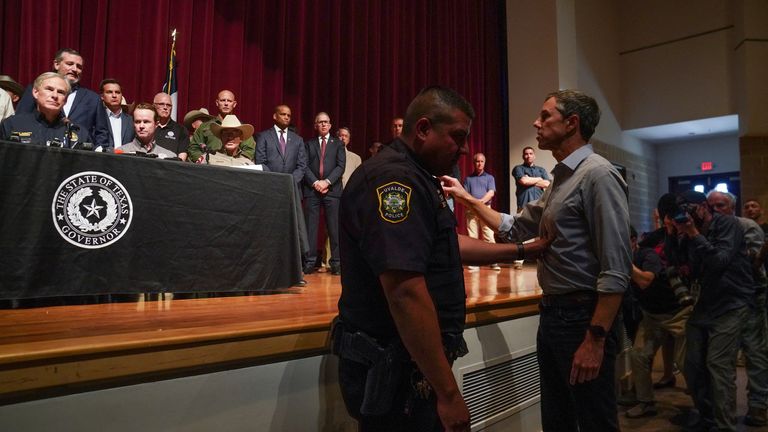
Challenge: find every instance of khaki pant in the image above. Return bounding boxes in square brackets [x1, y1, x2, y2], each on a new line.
[466, 209, 495, 244]
[630, 305, 692, 403]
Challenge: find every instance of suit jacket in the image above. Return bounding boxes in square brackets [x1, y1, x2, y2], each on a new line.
[255, 127, 307, 185]
[93, 107, 134, 151]
[303, 135, 346, 198]
[18, 83, 101, 142]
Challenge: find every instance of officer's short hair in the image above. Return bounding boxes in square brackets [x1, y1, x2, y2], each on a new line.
[546, 89, 601, 141]
[403, 86, 475, 135]
[54, 48, 82, 63]
[33, 72, 71, 95]
[133, 102, 159, 121]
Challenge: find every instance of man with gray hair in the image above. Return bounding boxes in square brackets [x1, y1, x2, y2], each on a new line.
[707, 190, 768, 426]
[444, 89, 631, 430]
[1, 72, 91, 147]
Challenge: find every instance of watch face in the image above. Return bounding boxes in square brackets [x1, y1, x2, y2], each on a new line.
[589, 325, 607, 338]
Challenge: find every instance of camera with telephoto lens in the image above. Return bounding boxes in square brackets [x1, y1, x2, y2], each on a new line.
[666, 266, 694, 306]
[671, 202, 698, 224]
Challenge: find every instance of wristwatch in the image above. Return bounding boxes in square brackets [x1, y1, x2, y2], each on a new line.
[587, 325, 607, 339]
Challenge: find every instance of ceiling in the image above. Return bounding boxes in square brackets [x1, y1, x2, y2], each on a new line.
[623, 114, 739, 144]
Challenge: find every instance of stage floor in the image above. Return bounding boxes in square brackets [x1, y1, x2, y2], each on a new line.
[0, 264, 542, 403]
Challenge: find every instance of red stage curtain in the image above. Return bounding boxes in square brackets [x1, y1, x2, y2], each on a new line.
[0, 0, 510, 222]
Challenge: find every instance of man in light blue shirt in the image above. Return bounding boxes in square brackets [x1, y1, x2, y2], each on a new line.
[463, 152, 499, 271]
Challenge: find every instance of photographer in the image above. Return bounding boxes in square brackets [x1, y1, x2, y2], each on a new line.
[707, 191, 768, 426]
[624, 195, 693, 419]
[665, 190, 755, 431]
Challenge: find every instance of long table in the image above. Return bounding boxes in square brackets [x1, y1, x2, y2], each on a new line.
[0, 141, 302, 299]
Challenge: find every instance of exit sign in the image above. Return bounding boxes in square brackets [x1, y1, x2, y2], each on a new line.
[701, 161, 713, 171]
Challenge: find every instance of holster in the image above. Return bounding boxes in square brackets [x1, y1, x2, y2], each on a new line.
[330, 318, 409, 415]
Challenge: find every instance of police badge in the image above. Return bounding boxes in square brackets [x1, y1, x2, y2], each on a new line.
[377, 182, 412, 223]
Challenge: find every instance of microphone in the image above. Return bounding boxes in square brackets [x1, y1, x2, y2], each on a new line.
[62, 117, 81, 149]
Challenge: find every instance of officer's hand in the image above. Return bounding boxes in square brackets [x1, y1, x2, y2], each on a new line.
[522, 234, 554, 259]
[437, 393, 471, 432]
[439, 175, 471, 204]
[569, 334, 604, 385]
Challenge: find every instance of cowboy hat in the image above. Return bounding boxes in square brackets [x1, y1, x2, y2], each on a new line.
[183, 107, 215, 131]
[210, 115, 254, 141]
[0, 75, 24, 97]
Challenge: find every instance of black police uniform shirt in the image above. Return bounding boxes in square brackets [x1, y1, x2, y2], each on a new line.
[338, 138, 466, 341]
[155, 119, 190, 156]
[0, 111, 91, 147]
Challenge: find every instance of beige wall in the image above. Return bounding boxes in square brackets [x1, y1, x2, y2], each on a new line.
[505, 0, 767, 228]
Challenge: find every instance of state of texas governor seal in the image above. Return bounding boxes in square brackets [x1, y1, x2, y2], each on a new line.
[51, 171, 133, 249]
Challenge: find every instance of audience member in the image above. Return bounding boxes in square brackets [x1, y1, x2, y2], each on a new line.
[153, 92, 189, 161]
[390, 116, 403, 140]
[0, 87, 12, 121]
[254, 104, 310, 275]
[188, 90, 255, 162]
[368, 141, 383, 157]
[444, 89, 631, 431]
[463, 152, 499, 271]
[512, 146, 550, 213]
[0, 72, 91, 147]
[0, 75, 23, 106]
[624, 199, 693, 419]
[183, 107, 213, 134]
[303, 112, 345, 275]
[207, 115, 255, 167]
[744, 198, 768, 233]
[707, 190, 768, 426]
[17, 49, 101, 139]
[118, 103, 176, 159]
[94, 78, 133, 151]
[665, 190, 755, 431]
[338, 127, 361, 187]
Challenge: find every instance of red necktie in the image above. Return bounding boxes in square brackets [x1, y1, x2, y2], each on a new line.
[319, 136, 327, 178]
[279, 130, 286, 155]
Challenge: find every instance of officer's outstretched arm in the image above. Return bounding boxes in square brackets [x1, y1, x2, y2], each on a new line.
[380, 270, 470, 432]
[458, 235, 551, 265]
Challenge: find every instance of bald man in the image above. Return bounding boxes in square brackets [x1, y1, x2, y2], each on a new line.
[188, 90, 255, 162]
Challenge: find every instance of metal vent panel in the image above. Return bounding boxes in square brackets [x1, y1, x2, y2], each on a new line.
[460, 349, 540, 429]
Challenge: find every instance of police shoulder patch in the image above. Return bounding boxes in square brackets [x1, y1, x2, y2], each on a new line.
[377, 181, 412, 224]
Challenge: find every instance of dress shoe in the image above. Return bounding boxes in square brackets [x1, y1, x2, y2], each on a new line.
[294, 279, 307, 287]
[745, 406, 768, 426]
[303, 266, 316, 275]
[625, 402, 657, 418]
[330, 265, 341, 275]
[653, 375, 676, 389]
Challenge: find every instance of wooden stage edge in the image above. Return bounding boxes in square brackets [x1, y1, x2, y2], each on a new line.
[0, 265, 542, 405]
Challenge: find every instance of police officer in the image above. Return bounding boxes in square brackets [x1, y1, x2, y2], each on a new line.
[0, 72, 90, 147]
[335, 86, 549, 431]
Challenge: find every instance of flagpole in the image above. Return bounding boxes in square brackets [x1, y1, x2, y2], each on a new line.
[166, 29, 177, 94]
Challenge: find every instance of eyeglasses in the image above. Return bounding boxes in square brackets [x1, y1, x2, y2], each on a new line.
[154, 103, 172, 108]
[315, 120, 330, 125]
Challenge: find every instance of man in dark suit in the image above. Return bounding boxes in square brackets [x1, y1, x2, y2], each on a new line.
[17, 48, 101, 142]
[303, 112, 345, 275]
[93, 79, 133, 151]
[255, 104, 311, 268]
